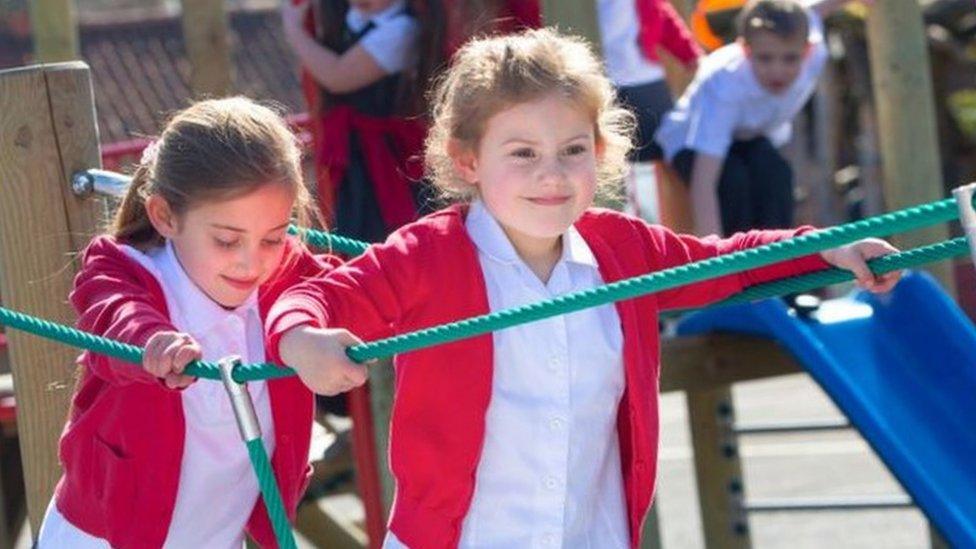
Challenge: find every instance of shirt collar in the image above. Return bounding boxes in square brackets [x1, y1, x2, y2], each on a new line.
[347, 0, 407, 32]
[465, 200, 598, 269]
[156, 240, 259, 336]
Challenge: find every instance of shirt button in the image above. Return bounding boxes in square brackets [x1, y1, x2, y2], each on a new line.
[542, 533, 558, 546]
[547, 356, 561, 371]
[543, 475, 558, 490]
[549, 417, 564, 430]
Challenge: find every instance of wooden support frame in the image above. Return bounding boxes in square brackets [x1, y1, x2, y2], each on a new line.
[28, 0, 78, 62]
[0, 62, 103, 535]
[180, 0, 234, 97]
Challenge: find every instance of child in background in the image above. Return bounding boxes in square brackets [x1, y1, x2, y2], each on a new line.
[597, 0, 701, 221]
[267, 29, 899, 548]
[656, 0, 864, 236]
[38, 98, 340, 548]
[283, 0, 442, 243]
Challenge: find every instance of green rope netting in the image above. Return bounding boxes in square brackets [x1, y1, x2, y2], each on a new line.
[247, 438, 296, 549]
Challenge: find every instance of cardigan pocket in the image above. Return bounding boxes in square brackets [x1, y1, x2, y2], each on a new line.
[90, 434, 137, 539]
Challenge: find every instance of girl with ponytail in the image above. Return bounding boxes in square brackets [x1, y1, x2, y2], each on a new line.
[38, 97, 350, 548]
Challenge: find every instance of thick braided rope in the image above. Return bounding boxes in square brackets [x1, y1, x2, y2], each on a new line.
[346, 198, 960, 362]
[288, 225, 369, 256]
[0, 198, 963, 377]
[246, 438, 297, 549]
[0, 306, 287, 382]
[668, 237, 969, 314]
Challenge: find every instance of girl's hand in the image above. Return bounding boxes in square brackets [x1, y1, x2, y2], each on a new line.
[279, 326, 369, 396]
[819, 238, 901, 293]
[281, 0, 310, 34]
[143, 331, 201, 389]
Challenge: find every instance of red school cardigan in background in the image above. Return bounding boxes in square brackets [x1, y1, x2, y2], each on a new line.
[636, 0, 702, 65]
[266, 206, 830, 549]
[54, 236, 340, 549]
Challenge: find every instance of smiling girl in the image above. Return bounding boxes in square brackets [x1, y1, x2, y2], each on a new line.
[265, 29, 899, 548]
[38, 97, 347, 548]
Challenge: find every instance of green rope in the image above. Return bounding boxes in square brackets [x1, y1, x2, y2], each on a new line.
[0, 202, 965, 377]
[668, 237, 969, 315]
[346, 198, 960, 362]
[246, 438, 297, 549]
[288, 225, 369, 256]
[0, 306, 288, 382]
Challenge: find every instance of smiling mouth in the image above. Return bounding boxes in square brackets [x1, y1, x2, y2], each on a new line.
[222, 276, 258, 290]
[526, 196, 571, 206]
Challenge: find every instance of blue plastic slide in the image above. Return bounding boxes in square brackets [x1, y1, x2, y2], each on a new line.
[676, 272, 976, 547]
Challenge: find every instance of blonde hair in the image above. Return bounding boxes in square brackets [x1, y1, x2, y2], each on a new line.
[111, 97, 314, 248]
[425, 27, 634, 202]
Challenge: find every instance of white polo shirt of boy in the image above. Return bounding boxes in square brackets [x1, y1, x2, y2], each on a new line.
[654, 8, 828, 161]
[384, 201, 629, 548]
[347, 0, 420, 74]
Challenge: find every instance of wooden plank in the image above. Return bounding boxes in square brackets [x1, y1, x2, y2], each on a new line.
[866, 3, 955, 296]
[660, 335, 801, 393]
[180, 0, 234, 97]
[0, 62, 102, 535]
[28, 0, 78, 62]
[687, 386, 751, 549]
[295, 496, 368, 549]
[367, 359, 395, 509]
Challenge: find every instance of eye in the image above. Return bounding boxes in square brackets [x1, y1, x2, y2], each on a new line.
[511, 147, 536, 159]
[563, 143, 588, 156]
[262, 238, 285, 247]
[215, 237, 240, 249]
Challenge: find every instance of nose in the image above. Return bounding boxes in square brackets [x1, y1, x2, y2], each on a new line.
[234, 244, 261, 278]
[537, 156, 567, 186]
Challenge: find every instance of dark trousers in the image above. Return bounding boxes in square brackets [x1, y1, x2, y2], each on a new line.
[672, 137, 794, 236]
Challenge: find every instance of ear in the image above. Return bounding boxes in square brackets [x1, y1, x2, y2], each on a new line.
[448, 139, 479, 185]
[595, 136, 606, 161]
[145, 195, 180, 238]
[738, 36, 751, 56]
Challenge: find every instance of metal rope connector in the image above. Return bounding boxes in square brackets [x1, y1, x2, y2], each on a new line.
[952, 182, 976, 267]
[70, 169, 132, 198]
[217, 355, 262, 443]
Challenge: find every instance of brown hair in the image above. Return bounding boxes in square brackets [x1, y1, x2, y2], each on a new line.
[111, 97, 313, 248]
[737, 0, 809, 44]
[425, 27, 634, 202]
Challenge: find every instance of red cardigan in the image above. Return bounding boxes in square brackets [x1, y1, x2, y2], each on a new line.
[635, 0, 702, 65]
[54, 235, 340, 549]
[266, 206, 828, 549]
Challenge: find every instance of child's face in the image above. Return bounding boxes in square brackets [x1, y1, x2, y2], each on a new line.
[348, 0, 397, 15]
[743, 31, 810, 95]
[148, 184, 295, 308]
[455, 93, 599, 252]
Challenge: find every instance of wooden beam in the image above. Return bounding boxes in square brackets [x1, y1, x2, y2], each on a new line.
[180, 0, 234, 97]
[866, 3, 955, 296]
[0, 62, 102, 535]
[541, 0, 602, 55]
[28, 0, 78, 62]
[660, 335, 801, 393]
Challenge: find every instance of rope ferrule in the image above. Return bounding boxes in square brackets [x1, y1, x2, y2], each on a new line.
[217, 355, 262, 443]
[952, 182, 976, 268]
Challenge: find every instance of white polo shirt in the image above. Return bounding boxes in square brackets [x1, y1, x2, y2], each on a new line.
[385, 201, 629, 548]
[597, 0, 667, 86]
[654, 8, 827, 161]
[347, 0, 420, 74]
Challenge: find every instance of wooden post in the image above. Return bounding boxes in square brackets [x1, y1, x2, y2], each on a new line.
[0, 62, 103, 535]
[866, 3, 955, 295]
[687, 386, 751, 549]
[28, 0, 78, 62]
[541, 0, 602, 54]
[368, 360, 396, 509]
[180, 0, 234, 97]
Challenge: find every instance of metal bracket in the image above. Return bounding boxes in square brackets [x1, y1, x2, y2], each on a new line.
[217, 355, 262, 443]
[71, 168, 132, 198]
[952, 182, 976, 267]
